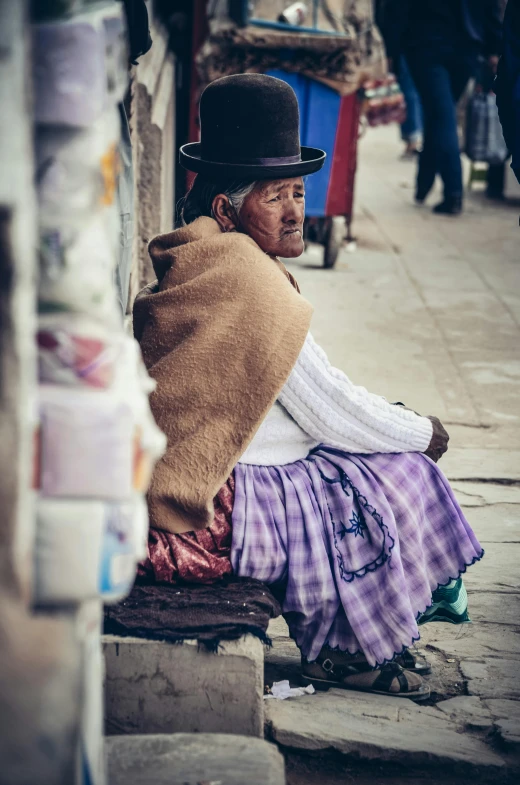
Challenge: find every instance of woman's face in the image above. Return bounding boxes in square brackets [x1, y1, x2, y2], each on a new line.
[239, 178, 305, 258]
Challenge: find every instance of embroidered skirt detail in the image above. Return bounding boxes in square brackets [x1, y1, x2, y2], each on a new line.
[139, 477, 234, 584]
[231, 448, 483, 667]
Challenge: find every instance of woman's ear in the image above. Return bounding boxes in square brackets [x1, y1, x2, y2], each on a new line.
[212, 194, 238, 233]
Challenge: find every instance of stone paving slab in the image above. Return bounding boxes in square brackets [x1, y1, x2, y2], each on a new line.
[484, 699, 520, 720]
[462, 542, 519, 593]
[458, 504, 520, 544]
[464, 591, 520, 626]
[447, 427, 520, 452]
[107, 733, 286, 785]
[265, 691, 505, 770]
[451, 482, 520, 508]
[449, 350, 520, 425]
[343, 134, 519, 429]
[435, 696, 493, 730]
[421, 622, 520, 662]
[483, 700, 520, 752]
[461, 658, 520, 701]
[396, 704, 461, 732]
[441, 449, 520, 482]
[422, 296, 519, 354]
[494, 719, 520, 750]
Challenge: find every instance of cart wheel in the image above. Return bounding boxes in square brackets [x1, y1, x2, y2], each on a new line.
[323, 217, 345, 269]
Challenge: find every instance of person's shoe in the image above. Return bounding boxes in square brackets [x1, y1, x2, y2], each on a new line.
[433, 195, 463, 215]
[401, 142, 421, 161]
[486, 187, 504, 201]
[415, 185, 432, 205]
[395, 646, 432, 675]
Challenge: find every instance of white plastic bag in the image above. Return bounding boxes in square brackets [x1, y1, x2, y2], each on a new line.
[465, 91, 509, 165]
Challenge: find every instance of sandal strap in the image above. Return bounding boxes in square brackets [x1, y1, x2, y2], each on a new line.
[315, 656, 411, 695]
[314, 654, 417, 695]
[397, 649, 416, 669]
[316, 653, 373, 676]
[372, 662, 409, 693]
[396, 648, 430, 671]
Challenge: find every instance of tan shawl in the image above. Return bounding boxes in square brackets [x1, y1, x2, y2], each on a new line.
[134, 217, 313, 534]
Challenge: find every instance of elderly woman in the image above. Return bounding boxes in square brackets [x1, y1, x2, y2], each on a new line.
[135, 75, 482, 701]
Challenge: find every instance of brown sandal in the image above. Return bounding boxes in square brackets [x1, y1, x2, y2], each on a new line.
[301, 655, 430, 701]
[395, 647, 432, 675]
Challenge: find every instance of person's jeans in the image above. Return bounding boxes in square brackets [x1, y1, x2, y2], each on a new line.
[398, 56, 423, 143]
[407, 50, 477, 199]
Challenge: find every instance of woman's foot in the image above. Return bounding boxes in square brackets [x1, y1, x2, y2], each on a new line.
[415, 187, 432, 205]
[433, 195, 463, 215]
[301, 650, 430, 701]
[415, 178, 435, 205]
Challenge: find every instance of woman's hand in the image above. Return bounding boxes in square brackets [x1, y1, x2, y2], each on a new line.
[424, 416, 450, 463]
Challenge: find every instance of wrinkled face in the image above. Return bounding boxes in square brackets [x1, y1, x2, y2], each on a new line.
[239, 178, 305, 258]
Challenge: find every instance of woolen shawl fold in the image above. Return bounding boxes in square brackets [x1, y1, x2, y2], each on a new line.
[134, 216, 313, 534]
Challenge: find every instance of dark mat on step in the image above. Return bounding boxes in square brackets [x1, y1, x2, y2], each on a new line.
[103, 577, 281, 649]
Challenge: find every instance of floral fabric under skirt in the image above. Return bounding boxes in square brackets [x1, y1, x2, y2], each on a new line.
[139, 477, 234, 584]
[231, 448, 483, 666]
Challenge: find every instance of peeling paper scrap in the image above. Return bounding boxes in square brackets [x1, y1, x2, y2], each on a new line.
[264, 679, 315, 700]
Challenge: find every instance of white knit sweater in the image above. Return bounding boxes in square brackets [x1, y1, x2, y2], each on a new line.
[239, 332, 433, 466]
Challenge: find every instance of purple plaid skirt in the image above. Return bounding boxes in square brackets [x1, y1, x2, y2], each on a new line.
[231, 448, 483, 666]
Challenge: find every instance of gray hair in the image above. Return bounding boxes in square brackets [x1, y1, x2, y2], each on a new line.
[179, 175, 257, 226]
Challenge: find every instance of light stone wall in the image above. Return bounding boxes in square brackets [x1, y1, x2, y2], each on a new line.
[0, 6, 80, 785]
[128, 8, 176, 305]
[0, 0, 37, 600]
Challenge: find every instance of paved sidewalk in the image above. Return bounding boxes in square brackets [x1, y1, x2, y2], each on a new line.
[267, 126, 520, 780]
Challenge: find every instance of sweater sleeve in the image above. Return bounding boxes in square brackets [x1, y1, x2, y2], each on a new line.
[278, 333, 433, 454]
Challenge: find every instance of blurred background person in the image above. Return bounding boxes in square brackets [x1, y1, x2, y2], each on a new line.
[382, 0, 503, 215]
[375, 3, 423, 160]
[484, 0, 509, 200]
[495, 0, 520, 185]
[397, 55, 423, 159]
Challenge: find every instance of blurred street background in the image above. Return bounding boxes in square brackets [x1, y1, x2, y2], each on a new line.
[299, 125, 519, 432]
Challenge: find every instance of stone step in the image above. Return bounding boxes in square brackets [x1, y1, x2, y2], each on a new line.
[106, 733, 285, 785]
[103, 634, 264, 737]
[265, 688, 506, 773]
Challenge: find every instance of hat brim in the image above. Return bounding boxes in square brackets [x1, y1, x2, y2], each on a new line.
[179, 143, 326, 180]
